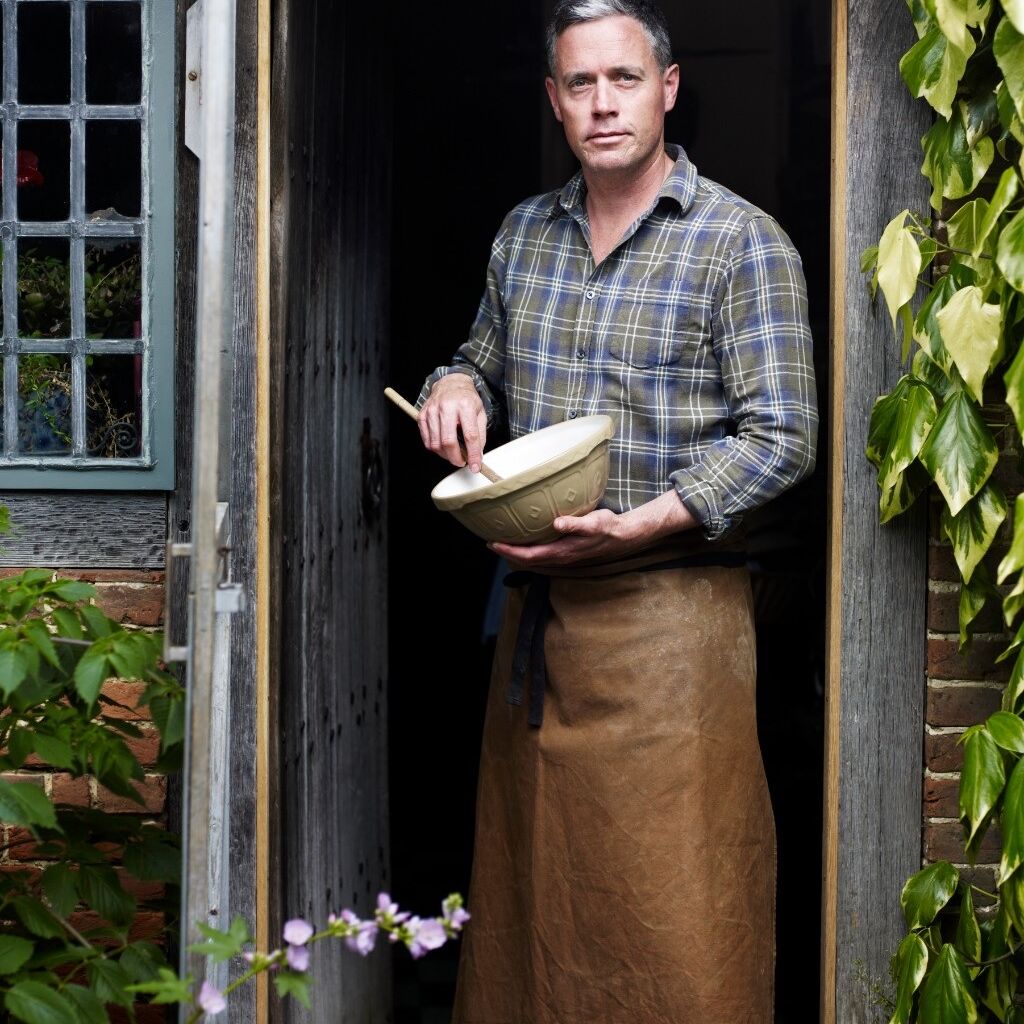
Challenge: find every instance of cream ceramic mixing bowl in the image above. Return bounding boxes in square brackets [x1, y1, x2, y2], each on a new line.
[430, 415, 615, 544]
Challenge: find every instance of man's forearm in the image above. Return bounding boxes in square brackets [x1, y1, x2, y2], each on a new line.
[618, 488, 699, 546]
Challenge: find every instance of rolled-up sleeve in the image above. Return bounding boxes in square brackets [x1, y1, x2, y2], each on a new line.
[669, 215, 819, 540]
[416, 224, 509, 430]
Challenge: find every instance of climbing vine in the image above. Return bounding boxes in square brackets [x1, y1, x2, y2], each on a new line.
[864, 1, 1024, 1021]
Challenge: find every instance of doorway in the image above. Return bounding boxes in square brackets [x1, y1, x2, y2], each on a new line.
[386, 3, 830, 1023]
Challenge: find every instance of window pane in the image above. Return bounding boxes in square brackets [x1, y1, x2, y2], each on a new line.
[18, 353, 72, 455]
[85, 121, 141, 217]
[18, 238, 70, 339]
[86, 354, 140, 457]
[86, 2, 142, 104]
[85, 239, 141, 339]
[18, 3, 71, 105]
[16, 121, 70, 222]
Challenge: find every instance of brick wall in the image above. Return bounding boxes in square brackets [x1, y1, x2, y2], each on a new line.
[0, 567, 170, 1022]
[923, 429, 1021, 891]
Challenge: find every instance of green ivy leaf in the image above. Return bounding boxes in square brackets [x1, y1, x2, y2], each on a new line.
[0, 780, 56, 830]
[956, 890, 983, 978]
[4, 981, 78, 1024]
[21, 621, 59, 671]
[0, 936, 34, 976]
[987, 711, 1024, 752]
[86, 958, 134, 1008]
[1000, 754, 1024, 881]
[995, 16, 1024, 120]
[999, 494, 1024, 582]
[948, 198, 992, 254]
[918, 390, 999, 515]
[959, 727, 1005, 858]
[890, 932, 929, 1024]
[119, 941, 169, 983]
[973, 166, 1019, 258]
[49, 607, 81, 641]
[1004, 650, 1024, 712]
[186, 917, 251, 964]
[922, 114, 996, 210]
[981, 956, 1017, 1021]
[877, 210, 923, 331]
[51, 582, 94, 604]
[0, 649, 29, 699]
[901, 861, 960, 928]
[937, 285, 1002, 403]
[77, 865, 135, 927]
[1002, 0, 1024, 33]
[919, 944, 979, 1023]
[73, 650, 108, 707]
[32, 734, 74, 772]
[41, 862, 78, 918]
[274, 970, 313, 1009]
[61, 986, 106, 1024]
[997, 208, 1024, 295]
[942, 483, 1007, 583]
[12, 897, 64, 940]
[125, 967, 194, 1006]
[901, 25, 975, 118]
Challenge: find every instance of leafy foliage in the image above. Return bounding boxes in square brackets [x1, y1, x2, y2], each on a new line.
[868, 3, 1024, 1022]
[0, 529, 185, 1024]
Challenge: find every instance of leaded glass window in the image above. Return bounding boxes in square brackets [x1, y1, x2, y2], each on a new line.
[0, 0, 173, 488]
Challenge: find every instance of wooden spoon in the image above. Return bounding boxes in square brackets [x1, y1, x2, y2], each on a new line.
[384, 387, 502, 483]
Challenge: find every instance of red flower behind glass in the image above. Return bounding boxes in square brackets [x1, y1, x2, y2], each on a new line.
[17, 150, 44, 188]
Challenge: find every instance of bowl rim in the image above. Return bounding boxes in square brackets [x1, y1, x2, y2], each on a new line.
[431, 414, 615, 512]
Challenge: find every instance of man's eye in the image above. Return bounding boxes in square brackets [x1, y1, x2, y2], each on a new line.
[570, 79, 587, 88]
[619, 74, 637, 82]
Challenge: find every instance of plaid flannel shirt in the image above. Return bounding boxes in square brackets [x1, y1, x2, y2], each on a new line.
[419, 145, 818, 540]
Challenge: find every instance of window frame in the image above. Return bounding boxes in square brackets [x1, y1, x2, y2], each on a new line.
[0, 0, 174, 490]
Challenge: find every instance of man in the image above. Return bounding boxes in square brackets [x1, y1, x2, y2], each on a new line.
[417, 2, 817, 1021]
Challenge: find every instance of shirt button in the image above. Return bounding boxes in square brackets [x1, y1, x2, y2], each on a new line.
[576, 348, 586, 359]
[585, 289, 595, 300]
[568, 410, 578, 419]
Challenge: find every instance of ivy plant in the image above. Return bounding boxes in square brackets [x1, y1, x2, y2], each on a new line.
[865, 1, 1024, 1021]
[0, 539, 185, 1023]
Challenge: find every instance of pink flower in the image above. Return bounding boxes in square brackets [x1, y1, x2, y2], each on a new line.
[407, 917, 448, 959]
[283, 919, 314, 946]
[286, 943, 310, 971]
[198, 981, 226, 1015]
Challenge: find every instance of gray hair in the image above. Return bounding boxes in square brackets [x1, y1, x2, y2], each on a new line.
[545, 0, 673, 76]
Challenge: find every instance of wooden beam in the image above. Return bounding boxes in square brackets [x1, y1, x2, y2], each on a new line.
[825, 3, 931, 1021]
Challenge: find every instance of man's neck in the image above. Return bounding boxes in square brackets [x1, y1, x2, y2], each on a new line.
[583, 145, 675, 228]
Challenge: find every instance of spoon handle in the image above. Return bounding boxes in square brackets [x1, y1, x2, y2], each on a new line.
[384, 387, 502, 483]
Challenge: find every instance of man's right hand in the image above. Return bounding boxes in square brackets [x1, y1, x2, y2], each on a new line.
[418, 374, 488, 474]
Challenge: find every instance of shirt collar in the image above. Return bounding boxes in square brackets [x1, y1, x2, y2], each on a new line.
[550, 143, 698, 219]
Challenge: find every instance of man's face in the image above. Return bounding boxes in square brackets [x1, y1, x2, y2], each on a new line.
[545, 15, 679, 179]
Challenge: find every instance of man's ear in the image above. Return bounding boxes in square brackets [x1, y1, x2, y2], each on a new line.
[544, 77, 564, 123]
[663, 63, 680, 114]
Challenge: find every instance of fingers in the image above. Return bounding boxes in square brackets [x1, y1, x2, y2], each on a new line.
[461, 409, 488, 474]
[419, 377, 485, 468]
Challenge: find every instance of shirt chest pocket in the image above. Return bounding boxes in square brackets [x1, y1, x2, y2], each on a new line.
[607, 300, 700, 369]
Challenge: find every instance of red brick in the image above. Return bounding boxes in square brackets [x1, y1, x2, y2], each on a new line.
[924, 775, 960, 819]
[929, 543, 1010, 583]
[125, 732, 161, 767]
[0, 773, 44, 789]
[928, 637, 1012, 682]
[925, 730, 964, 773]
[50, 774, 90, 808]
[93, 584, 164, 628]
[116, 868, 164, 904]
[53, 570, 165, 584]
[927, 684, 1002, 727]
[924, 821, 1001, 863]
[69, 910, 164, 941]
[958, 865, 999, 906]
[928, 587, 1005, 634]
[110, 1004, 170, 1024]
[98, 681, 150, 721]
[96, 776, 166, 815]
[6, 827, 54, 862]
[0, 864, 41, 884]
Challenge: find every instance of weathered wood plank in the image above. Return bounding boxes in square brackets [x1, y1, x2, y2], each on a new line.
[0, 493, 165, 567]
[274, 0, 392, 1019]
[828, 3, 931, 1021]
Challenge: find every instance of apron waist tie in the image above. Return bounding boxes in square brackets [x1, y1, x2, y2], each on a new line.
[502, 550, 749, 729]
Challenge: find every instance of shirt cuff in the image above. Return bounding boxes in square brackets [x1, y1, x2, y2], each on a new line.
[417, 366, 498, 428]
[669, 468, 740, 542]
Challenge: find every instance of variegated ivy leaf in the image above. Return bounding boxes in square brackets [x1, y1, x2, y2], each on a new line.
[959, 725, 1005, 858]
[935, 0, 972, 49]
[998, 493, 1024, 582]
[1003, 647, 1024, 712]
[916, 276, 959, 374]
[947, 198, 991, 254]
[913, 346, 957, 399]
[973, 166, 1019, 258]
[918, 389, 999, 515]
[997, 80, 1024, 146]
[1005, 570, 1024, 627]
[942, 483, 1008, 584]
[998, 207, 1024, 294]
[1004, 328, 1024, 434]
[922, 113, 996, 210]
[1003, 0, 1024, 31]
[936, 285, 1002, 403]
[901, 24, 975, 119]
[999, 757, 1024, 882]
[968, 0, 993, 27]
[910, 0, 933, 37]
[877, 210, 923, 331]
[881, 461, 932, 523]
[889, 933, 929, 1024]
[959, 562, 997, 649]
[919, 945, 980, 1024]
[867, 374, 937, 470]
[995, 16, 1024, 121]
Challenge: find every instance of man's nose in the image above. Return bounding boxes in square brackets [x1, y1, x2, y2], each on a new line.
[592, 78, 618, 116]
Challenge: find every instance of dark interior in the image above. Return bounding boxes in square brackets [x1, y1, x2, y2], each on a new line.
[387, 4, 830, 1021]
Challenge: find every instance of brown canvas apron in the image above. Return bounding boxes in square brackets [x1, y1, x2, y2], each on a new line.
[452, 552, 776, 1024]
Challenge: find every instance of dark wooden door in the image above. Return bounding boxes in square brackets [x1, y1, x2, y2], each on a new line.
[271, 0, 392, 1019]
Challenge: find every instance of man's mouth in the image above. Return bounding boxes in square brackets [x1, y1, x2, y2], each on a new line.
[588, 131, 629, 141]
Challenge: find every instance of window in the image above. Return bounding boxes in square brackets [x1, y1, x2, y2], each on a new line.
[0, 0, 174, 489]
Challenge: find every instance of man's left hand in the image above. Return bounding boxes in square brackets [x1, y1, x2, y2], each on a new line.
[489, 490, 700, 568]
